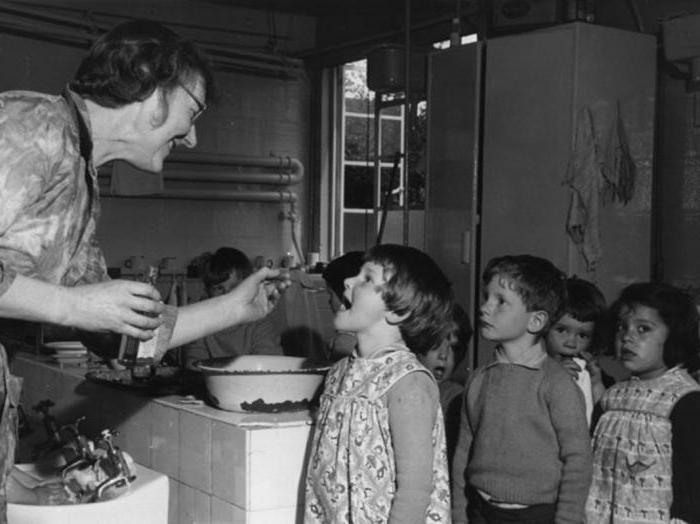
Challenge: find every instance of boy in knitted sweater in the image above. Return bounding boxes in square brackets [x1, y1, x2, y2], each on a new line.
[451, 255, 592, 524]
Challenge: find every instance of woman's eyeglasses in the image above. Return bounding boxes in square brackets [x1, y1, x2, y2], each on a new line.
[178, 82, 207, 123]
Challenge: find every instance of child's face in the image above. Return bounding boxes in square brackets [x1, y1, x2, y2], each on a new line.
[479, 275, 537, 344]
[418, 342, 455, 383]
[206, 271, 241, 297]
[546, 314, 594, 359]
[333, 261, 388, 336]
[615, 304, 668, 380]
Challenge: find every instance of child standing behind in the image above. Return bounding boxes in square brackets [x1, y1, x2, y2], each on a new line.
[452, 255, 592, 524]
[305, 244, 454, 523]
[546, 276, 607, 425]
[418, 303, 473, 467]
[586, 282, 700, 523]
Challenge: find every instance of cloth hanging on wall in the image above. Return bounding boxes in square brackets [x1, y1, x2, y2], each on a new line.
[564, 102, 637, 272]
[564, 107, 604, 272]
[600, 100, 636, 205]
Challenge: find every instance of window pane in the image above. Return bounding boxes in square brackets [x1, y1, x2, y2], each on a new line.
[344, 60, 373, 113]
[380, 118, 402, 158]
[344, 165, 374, 209]
[408, 169, 425, 209]
[407, 100, 427, 209]
[380, 165, 401, 209]
[345, 115, 374, 161]
[382, 104, 402, 116]
[346, 97, 373, 114]
[343, 212, 376, 253]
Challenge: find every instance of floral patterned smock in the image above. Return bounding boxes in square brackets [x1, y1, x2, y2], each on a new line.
[0, 87, 104, 523]
[585, 367, 700, 523]
[0, 87, 107, 298]
[304, 345, 451, 523]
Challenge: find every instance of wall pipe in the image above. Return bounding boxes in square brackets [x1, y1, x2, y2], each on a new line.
[167, 152, 302, 169]
[163, 154, 304, 185]
[99, 154, 304, 202]
[99, 187, 298, 203]
[161, 171, 301, 185]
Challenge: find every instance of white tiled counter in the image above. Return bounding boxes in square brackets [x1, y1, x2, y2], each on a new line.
[11, 353, 314, 524]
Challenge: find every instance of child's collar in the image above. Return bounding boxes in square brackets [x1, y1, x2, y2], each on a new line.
[493, 341, 548, 369]
[352, 343, 409, 360]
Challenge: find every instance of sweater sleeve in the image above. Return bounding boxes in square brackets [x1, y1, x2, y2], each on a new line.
[250, 316, 283, 355]
[451, 373, 477, 524]
[547, 366, 593, 523]
[670, 391, 700, 523]
[387, 370, 439, 524]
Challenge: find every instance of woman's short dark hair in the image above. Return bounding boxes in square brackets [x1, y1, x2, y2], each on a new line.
[202, 247, 252, 289]
[610, 282, 700, 371]
[366, 244, 454, 356]
[70, 19, 214, 108]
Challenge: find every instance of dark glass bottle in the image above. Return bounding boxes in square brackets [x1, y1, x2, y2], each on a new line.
[118, 265, 159, 377]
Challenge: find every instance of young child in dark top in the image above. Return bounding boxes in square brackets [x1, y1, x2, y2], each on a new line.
[451, 255, 592, 524]
[545, 276, 607, 425]
[586, 282, 700, 523]
[418, 303, 472, 467]
[175, 247, 282, 369]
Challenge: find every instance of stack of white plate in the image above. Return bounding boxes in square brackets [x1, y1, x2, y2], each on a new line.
[44, 341, 88, 367]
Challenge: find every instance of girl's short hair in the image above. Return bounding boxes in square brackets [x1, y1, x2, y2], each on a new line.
[565, 277, 608, 353]
[481, 254, 566, 334]
[70, 19, 215, 108]
[610, 282, 700, 371]
[366, 244, 454, 356]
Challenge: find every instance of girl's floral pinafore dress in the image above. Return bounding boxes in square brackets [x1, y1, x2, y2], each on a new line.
[304, 345, 451, 523]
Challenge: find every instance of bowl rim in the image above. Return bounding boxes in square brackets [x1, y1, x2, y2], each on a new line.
[194, 357, 330, 376]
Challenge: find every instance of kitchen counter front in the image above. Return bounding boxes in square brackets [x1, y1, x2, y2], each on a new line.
[11, 352, 314, 524]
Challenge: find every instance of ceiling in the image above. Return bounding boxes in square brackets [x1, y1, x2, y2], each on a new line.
[6, 0, 700, 65]
[200, 0, 475, 18]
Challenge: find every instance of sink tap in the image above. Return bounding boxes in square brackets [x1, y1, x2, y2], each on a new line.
[31, 399, 61, 461]
[95, 429, 135, 482]
[94, 474, 130, 502]
[58, 416, 90, 464]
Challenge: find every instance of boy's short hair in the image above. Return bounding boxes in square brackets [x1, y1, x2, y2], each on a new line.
[366, 244, 454, 356]
[482, 254, 566, 334]
[610, 282, 700, 372]
[322, 251, 364, 300]
[202, 247, 252, 289]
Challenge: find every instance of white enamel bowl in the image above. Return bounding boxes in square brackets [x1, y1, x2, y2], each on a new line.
[195, 355, 329, 413]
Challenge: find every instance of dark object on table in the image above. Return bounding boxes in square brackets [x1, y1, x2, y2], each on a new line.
[85, 366, 203, 397]
[77, 331, 121, 361]
[239, 398, 316, 413]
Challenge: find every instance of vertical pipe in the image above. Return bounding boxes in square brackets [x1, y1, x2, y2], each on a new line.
[374, 78, 382, 247]
[403, 0, 411, 245]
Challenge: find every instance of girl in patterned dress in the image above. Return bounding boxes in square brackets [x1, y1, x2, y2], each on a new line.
[586, 282, 700, 523]
[304, 244, 454, 523]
